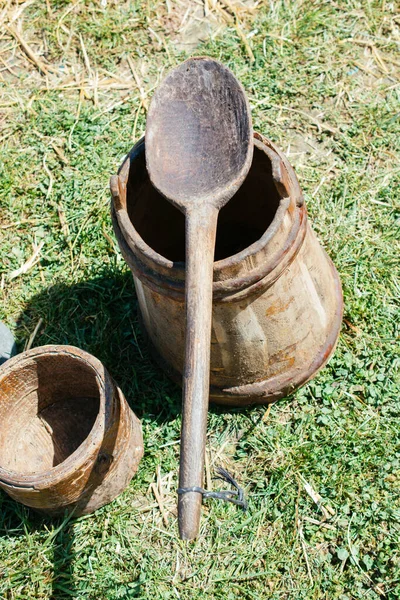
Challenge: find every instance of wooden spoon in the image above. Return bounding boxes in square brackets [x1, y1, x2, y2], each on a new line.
[146, 57, 253, 540]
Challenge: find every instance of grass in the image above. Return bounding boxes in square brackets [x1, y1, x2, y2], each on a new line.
[0, 0, 399, 598]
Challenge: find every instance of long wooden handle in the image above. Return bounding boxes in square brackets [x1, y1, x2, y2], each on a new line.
[178, 204, 218, 540]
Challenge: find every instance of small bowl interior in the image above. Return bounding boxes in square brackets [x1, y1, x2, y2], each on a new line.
[0, 353, 100, 475]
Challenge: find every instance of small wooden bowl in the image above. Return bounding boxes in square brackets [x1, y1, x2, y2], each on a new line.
[0, 345, 143, 516]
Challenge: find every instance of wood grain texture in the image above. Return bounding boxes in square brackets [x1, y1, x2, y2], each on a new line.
[178, 205, 218, 539]
[145, 57, 253, 212]
[111, 132, 343, 408]
[0, 346, 143, 516]
[145, 58, 253, 540]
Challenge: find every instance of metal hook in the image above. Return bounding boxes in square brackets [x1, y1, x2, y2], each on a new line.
[177, 466, 248, 511]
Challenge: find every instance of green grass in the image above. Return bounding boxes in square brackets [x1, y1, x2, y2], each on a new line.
[0, 0, 399, 598]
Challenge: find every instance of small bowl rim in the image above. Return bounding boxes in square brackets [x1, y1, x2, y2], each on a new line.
[0, 345, 110, 489]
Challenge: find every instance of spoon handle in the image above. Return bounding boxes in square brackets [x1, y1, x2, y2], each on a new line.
[178, 204, 219, 540]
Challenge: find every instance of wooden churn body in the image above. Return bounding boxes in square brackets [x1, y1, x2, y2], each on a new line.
[110, 132, 343, 406]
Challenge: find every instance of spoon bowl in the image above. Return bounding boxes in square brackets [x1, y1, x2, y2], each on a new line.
[146, 57, 253, 211]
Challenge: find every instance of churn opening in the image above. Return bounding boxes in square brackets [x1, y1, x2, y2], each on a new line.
[0, 354, 100, 475]
[126, 144, 281, 263]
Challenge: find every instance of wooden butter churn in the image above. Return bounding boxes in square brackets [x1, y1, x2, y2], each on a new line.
[110, 132, 343, 406]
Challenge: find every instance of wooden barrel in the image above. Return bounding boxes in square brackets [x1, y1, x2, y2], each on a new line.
[110, 132, 343, 406]
[0, 345, 143, 515]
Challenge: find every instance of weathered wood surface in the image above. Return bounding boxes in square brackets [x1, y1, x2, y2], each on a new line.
[178, 206, 218, 540]
[145, 58, 253, 540]
[0, 345, 143, 516]
[111, 132, 342, 407]
[145, 57, 253, 212]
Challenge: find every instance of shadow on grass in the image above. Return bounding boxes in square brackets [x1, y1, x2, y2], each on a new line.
[16, 269, 182, 422]
[0, 269, 182, 597]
